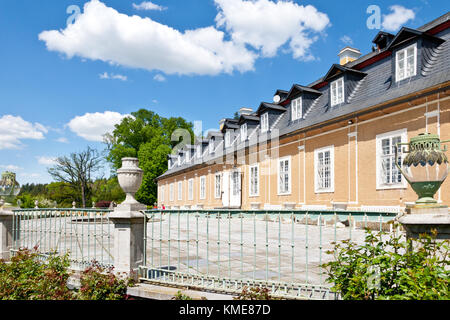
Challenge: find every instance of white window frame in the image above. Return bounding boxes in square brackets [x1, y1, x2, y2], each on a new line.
[209, 139, 214, 154]
[214, 174, 222, 199]
[197, 145, 202, 159]
[177, 181, 182, 201]
[376, 129, 408, 190]
[186, 150, 190, 164]
[261, 113, 269, 133]
[291, 97, 303, 121]
[199, 176, 206, 200]
[177, 155, 181, 166]
[188, 178, 194, 200]
[277, 156, 291, 195]
[169, 183, 174, 202]
[396, 43, 417, 82]
[160, 185, 165, 202]
[168, 159, 172, 169]
[249, 164, 259, 197]
[225, 131, 231, 148]
[314, 146, 335, 193]
[240, 123, 248, 142]
[330, 77, 344, 107]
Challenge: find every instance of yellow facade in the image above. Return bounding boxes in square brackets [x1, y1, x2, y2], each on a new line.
[158, 85, 450, 210]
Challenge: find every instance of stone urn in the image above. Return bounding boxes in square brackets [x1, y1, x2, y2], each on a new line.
[116, 158, 146, 212]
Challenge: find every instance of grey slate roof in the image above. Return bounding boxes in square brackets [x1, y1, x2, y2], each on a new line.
[158, 13, 450, 180]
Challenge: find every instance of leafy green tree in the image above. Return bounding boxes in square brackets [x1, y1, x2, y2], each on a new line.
[105, 109, 194, 205]
[46, 182, 80, 208]
[91, 177, 125, 204]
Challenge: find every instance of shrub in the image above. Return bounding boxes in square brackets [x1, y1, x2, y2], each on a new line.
[233, 286, 280, 300]
[172, 291, 193, 300]
[0, 248, 74, 300]
[323, 228, 449, 300]
[95, 201, 112, 208]
[77, 262, 134, 300]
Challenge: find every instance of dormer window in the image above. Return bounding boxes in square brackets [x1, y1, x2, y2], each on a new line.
[291, 97, 302, 121]
[197, 145, 202, 159]
[261, 113, 269, 133]
[330, 77, 344, 107]
[396, 43, 416, 82]
[240, 123, 247, 142]
[186, 150, 190, 163]
[225, 131, 231, 148]
[177, 155, 181, 166]
[209, 139, 214, 154]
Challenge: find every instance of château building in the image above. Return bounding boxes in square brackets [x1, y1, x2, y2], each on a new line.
[157, 12, 450, 212]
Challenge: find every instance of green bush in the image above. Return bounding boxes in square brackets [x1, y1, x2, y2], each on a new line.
[0, 249, 134, 300]
[0, 248, 74, 300]
[77, 262, 134, 300]
[323, 229, 449, 300]
[233, 286, 281, 300]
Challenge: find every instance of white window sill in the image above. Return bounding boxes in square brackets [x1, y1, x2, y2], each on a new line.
[376, 184, 407, 190]
[249, 194, 259, 198]
[277, 192, 292, 196]
[314, 189, 334, 194]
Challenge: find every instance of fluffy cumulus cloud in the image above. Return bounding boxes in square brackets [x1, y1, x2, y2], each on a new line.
[38, 0, 256, 76]
[214, 0, 330, 60]
[67, 111, 129, 142]
[132, 1, 167, 11]
[382, 5, 415, 32]
[99, 72, 128, 81]
[36, 156, 57, 166]
[0, 115, 48, 150]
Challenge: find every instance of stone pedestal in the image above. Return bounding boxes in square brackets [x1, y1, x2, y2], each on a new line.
[109, 206, 146, 279]
[0, 210, 14, 260]
[111, 157, 146, 279]
[399, 205, 450, 239]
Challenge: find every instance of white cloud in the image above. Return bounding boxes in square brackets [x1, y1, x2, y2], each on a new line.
[153, 74, 166, 82]
[99, 72, 128, 81]
[382, 5, 415, 32]
[214, 0, 330, 60]
[56, 137, 69, 143]
[36, 156, 57, 166]
[38, 0, 256, 76]
[340, 35, 353, 46]
[133, 1, 167, 11]
[67, 111, 129, 142]
[0, 165, 22, 171]
[0, 115, 48, 150]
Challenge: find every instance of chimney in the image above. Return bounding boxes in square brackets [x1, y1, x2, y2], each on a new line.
[239, 107, 253, 116]
[219, 118, 226, 130]
[338, 47, 361, 65]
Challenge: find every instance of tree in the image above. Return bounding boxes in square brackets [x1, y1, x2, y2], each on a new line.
[47, 147, 103, 208]
[105, 109, 194, 205]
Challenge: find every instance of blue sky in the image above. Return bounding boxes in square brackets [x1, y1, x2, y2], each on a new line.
[0, 0, 447, 185]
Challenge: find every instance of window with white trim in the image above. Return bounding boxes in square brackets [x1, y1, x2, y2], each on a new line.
[209, 139, 214, 154]
[197, 145, 202, 159]
[291, 97, 302, 121]
[240, 123, 247, 142]
[177, 181, 182, 200]
[278, 157, 291, 195]
[330, 78, 344, 107]
[225, 131, 231, 148]
[188, 179, 194, 200]
[376, 129, 407, 189]
[314, 146, 334, 193]
[160, 186, 165, 202]
[186, 150, 190, 163]
[215, 174, 222, 199]
[396, 44, 417, 82]
[169, 183, 174, 201]
[177, 155, 181, 166]
[200, 176, 206, 200]
[261, 113, 269, 133]
[249, 165, 259, 196]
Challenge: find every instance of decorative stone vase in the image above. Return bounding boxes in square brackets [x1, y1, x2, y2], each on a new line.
[116, 158, 146, 212]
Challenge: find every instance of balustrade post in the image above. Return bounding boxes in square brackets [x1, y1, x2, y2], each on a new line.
[0, 200, 14, 260]
[110, 158, 146, 280]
